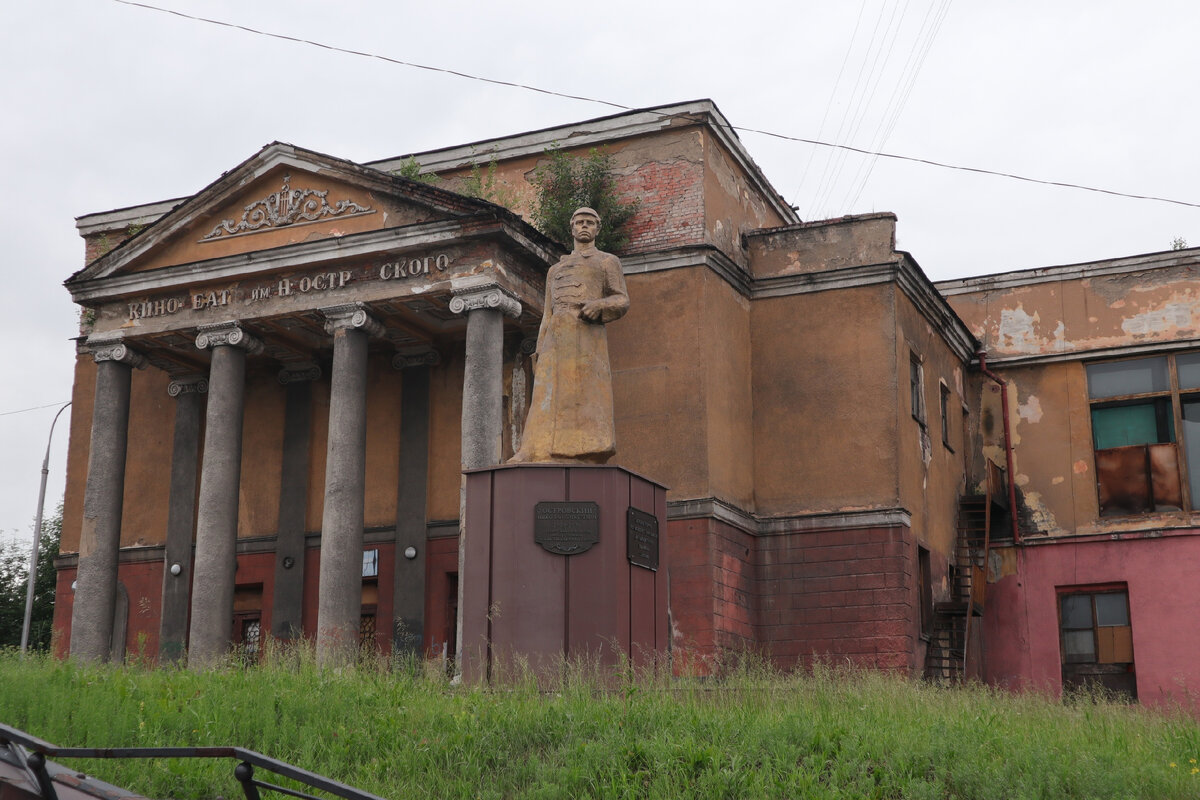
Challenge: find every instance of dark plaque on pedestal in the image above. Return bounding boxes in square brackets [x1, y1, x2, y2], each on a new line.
[534, 501, 600, 555]
[626, 507, 659, 570]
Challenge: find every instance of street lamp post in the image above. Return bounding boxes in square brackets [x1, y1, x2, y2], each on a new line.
[22, 401, 71, 654]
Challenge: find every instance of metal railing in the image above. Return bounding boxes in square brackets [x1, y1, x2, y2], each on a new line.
[0, 723, 388, 800]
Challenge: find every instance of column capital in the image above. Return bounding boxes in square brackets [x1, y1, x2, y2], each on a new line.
[167, 375, 209, 397]
[278, 362, 322, 385]
[321, 302, 385, 337]
[86, 334, 147, 368]
[392, 349, 441, 370]
[449, 281, 522, 319]
[195, 321, 263, 354]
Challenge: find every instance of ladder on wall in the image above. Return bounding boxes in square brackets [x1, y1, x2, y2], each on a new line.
[924, 495, 988, 681]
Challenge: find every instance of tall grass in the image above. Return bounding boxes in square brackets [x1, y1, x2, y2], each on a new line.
[1, 646, 1197, 799]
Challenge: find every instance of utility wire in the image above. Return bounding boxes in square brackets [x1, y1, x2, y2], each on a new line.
[112, 0, 1200, 212]
[0, 402, 73, 418]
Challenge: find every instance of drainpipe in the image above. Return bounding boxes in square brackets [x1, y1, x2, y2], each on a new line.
[977, 351, 1021, 545]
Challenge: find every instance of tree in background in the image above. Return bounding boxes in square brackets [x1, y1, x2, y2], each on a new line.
[0, 504, 60, 650]
[531, 147, 639, 253]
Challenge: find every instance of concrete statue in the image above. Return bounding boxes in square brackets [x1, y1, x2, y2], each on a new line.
[510, 207, 629, 463]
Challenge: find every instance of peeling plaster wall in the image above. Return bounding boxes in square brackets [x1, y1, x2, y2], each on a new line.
[946, 260, 1200, 360]
[745, 214, 897, 280]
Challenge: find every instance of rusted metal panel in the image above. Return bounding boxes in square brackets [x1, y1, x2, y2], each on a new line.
[1094, 443, 1182, 516]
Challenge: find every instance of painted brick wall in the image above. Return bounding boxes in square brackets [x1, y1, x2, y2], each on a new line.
[755, 525, 917, 672]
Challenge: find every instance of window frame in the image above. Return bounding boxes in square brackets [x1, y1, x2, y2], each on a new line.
[1056, 585, 1136, 699]
[1086, 353, 1198, 515]
[910, 351, 926, 425]
[939, 382, 953, 451]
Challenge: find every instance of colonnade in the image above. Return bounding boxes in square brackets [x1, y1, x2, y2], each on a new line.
[69, 282, 522, 667]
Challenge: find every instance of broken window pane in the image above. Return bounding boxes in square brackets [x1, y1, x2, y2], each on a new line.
[1095, 592, 1129, 626]
[1087, 357, 1169, 399]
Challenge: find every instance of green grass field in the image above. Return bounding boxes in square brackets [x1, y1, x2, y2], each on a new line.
[1, 648, 1197, 799]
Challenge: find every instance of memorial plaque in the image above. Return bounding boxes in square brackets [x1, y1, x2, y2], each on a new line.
[534, 502, 600, 555]
[626, 507, 659, 570]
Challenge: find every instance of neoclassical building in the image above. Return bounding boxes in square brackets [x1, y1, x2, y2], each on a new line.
[55, 100, 1200, 704]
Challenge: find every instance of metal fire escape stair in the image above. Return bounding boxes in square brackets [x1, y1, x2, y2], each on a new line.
[924, 495, 988, 681]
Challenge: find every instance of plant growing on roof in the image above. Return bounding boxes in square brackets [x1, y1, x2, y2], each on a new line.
[531, 146, 639, 253]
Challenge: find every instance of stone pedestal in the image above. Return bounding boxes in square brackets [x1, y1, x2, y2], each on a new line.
[460, 464, 668, 683]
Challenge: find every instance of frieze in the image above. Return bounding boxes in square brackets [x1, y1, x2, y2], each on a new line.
[125, 252, 454, 322]
[201, 174, 374, 241]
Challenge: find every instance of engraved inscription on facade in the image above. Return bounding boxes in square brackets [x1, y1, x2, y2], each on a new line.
[124, 253, 452, 321]
[626, 507, 659, 570]
[534, 502, 600, 555]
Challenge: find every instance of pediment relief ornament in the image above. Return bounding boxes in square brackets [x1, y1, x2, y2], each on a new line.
[201, 173, 374, 241]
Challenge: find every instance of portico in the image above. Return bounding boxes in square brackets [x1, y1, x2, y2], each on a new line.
[62, 144, 557, 665]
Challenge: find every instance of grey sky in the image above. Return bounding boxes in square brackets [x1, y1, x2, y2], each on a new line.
[3, 0, 1198, 547]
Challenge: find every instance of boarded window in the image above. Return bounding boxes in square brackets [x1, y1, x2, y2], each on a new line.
[1059, 588, 1135, 699]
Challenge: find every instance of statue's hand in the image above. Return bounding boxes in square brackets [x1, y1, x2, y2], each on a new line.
[580, 300, 604, 322]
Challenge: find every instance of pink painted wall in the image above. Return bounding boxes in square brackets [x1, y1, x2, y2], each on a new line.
[981, 532, 1200, 709]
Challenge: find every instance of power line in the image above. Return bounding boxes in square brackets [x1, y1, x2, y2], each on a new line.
[111, 0, 1200, 212]
[0, 402, 72, 418]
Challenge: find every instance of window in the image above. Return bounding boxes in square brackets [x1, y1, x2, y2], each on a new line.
[1058, 587, 1135, 699]
[917, 546, 933, 638]
[939, 383, 953, 450]
[1086, 353, 1200, 515]
[362, 549, 380, 578]
[910, 352, 925, 424]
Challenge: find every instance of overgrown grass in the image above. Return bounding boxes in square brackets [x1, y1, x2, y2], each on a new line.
[1, 647, 1198, 799]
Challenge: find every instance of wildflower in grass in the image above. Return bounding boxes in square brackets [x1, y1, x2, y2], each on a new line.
[1170, 762, 1177, 768]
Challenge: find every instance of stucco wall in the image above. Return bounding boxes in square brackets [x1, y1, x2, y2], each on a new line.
[750, 283, 900, 516]
[983, 533, 1200, 709]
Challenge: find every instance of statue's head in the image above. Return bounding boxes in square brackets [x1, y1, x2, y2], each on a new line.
[570, 207, 601, 243]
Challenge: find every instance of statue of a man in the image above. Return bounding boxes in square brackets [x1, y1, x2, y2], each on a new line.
[510, 207, 629, 464]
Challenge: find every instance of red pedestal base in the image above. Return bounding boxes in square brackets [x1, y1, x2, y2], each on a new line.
[461, 463, 669, 683]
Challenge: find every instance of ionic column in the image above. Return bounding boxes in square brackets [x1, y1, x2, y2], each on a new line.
[449, 282, 522, 470]
[70, 336, 145, 662]
[158, 375, 207, 664]
[449, 282, 521, 670]
[188, 322, 262, 668]
[316, 303, 384, 667]
[391, 350, 440, 654]
[271, 363, 321, 642]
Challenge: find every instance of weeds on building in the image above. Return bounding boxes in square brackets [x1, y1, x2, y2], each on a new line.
[531, 146, 639, 253]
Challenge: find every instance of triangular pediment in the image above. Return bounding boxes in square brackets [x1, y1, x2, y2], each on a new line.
[70, 143, 504, 283]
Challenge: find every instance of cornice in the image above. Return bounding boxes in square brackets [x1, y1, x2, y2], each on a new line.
[935, 247, 1200, 296]
[972, 336, 1200, 369]
[665, 497, 913, 535]
[65, 215, 556, 304]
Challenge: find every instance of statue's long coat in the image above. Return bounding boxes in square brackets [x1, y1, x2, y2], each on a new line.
[514, 247, 629, 462]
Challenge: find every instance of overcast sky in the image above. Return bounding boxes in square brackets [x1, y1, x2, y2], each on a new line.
[3, 0, 1199, 548]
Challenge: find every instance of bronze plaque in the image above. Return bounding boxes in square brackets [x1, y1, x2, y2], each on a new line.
[626, 507, 659, 570]
[534, 502, 600, 555]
